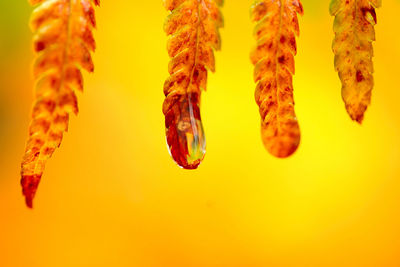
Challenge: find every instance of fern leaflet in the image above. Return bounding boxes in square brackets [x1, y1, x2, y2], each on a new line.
[163, 0, 223, 169]
[250, 0, 303, 158]
[21, 0, 99, 208]
[330, 0, 381, 123]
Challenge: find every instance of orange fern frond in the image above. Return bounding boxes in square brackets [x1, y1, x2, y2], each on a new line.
[163, 0, 223, 169]
[330, 0, 381, 123]
[250, 0, 303, 158]
[21, 0, 99, 208]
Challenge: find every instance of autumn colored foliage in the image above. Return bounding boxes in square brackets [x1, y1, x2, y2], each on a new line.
[162, 0, 223, 169]
[250, 0, 303, 158]
[21, 0, 99, 208]
[18, 0, 385, 207]
[330, 0, 381, 123]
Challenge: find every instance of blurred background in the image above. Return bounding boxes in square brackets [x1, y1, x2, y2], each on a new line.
[1, 0, 400, 266]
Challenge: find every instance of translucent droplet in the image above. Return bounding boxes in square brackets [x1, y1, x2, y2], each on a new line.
[165, 93, 206, 169]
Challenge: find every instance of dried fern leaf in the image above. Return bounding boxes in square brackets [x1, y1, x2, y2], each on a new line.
[21, 0, 99, 208]
[250, 0, 303, 158]
[163, 0, 223, 169]
[330, 0, 381, 123]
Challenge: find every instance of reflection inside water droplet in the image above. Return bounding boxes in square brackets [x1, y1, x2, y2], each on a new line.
[165, 93, 206, 169]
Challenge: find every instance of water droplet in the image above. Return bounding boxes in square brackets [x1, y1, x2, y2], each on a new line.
[165, 93, 206, 169]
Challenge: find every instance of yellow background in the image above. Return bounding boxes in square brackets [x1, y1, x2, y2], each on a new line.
[1, 1, 400, 266]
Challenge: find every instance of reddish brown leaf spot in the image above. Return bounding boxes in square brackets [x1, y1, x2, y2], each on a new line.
[356, 70, 364, 82]
[35, 41, 46, 52]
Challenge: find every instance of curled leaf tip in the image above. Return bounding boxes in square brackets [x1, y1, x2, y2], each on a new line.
[250, 0, 303, 158]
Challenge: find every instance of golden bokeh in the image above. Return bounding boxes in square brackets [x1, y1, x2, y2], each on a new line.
[1, 1, 400, 266]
